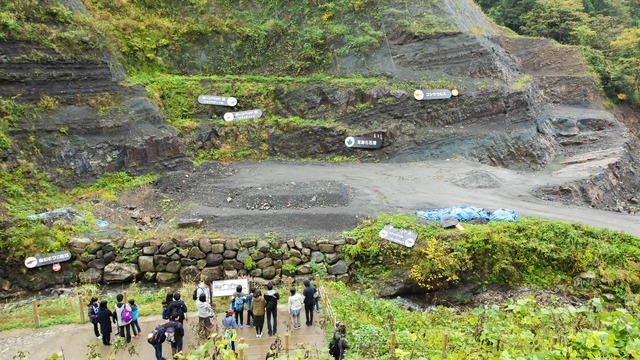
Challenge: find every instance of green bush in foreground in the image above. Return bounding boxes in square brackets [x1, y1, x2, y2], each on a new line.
[344, 214, 640, 296]
[325, 281, 640, 359]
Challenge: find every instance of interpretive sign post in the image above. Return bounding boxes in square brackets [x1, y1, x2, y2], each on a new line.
[198, 95, 237, 107]
[414, 89, 453, 101]
[379, 225, 417, 248]
[223, 109, 263, 122]
[211, 279, 250, 297]
[24, 251, 72, 269]
[344, 136, 383, 149]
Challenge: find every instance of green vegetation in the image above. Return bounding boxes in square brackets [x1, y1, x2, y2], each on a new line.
[327, 281, 640, 359]
[0, 168, 157, 262]
[477, 0, 640, 104]
[76, 0, 454, 76]
[344, 214, 640, 296]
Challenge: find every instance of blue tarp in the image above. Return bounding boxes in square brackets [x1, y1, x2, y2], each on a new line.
[416, 206, 518, 222]
[489, 208, 518, 221]
[27, 208, 85, 226]
[416, 206, 489, 221]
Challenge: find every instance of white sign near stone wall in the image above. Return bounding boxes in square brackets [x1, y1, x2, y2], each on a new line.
[211, 278, 250, 297]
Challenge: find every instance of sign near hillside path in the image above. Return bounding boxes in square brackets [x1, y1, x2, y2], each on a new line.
[379, 225, 417, 248]
[345, 136, 383, 149]
[224, 109, 263, 122]
[211, 279, 250, 297]
[414, 89, 453, 101]
[24, 251, 72, 269]
[198, 95, 237, 107]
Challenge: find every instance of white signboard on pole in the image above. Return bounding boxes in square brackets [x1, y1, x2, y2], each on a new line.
[211, 279, 250, 297]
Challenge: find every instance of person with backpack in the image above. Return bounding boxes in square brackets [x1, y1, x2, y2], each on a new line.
[231, 285, 245, 327]
[147, 323, 167, 360]
[162, 292, 173, 320]
[221, 309, 238, 351]
[264, 283, 279, 336]
[112, 293, 132, 343]
[87, 297, 101, 339]
[329, 323, 348, 360]
[245, 287, 255, 327]
[196, 292, 215, 339]
[97, 300, 112, 346]
[251, 289, 266, 337]
[128, 299, 141, 339]
[163, 320, 185, 356]
[166, 292, 188, 324]
[287, 287, 304, 329]
[194, 279, 212, 305]
[302, 278, 317, 326]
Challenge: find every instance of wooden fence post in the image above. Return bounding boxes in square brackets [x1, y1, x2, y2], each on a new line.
[238, 337, 245, 359]
[78, 295, 86, 324]
[165, 287, 170, 294]
[442, 333, 448, 359]
[32, 300, 39, 328]
[315, 274, 321, 287]
[389, 332, 396, 359]
[287, 277, 292, 290]
[285, 333, 290, 354]
[123, 291, 128, 304]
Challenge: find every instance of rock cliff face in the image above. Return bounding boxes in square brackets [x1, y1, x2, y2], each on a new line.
[0, 40, 189, 186]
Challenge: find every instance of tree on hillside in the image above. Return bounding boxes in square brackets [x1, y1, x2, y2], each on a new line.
[520, 0, 588, 43]
[610, 28, 640, 101]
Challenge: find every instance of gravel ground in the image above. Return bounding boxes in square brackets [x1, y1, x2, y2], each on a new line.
[149, 159, 640, 238]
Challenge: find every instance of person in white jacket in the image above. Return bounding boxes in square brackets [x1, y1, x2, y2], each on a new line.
[196, 293, 215, 339]
[287, 287, 304, 329]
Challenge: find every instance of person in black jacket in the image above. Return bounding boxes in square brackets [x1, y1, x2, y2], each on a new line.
[97, 300, 113, 346]
[166, 292, 188, 324]
[302, 278, 316, 326]
[163, 320, 185, 355]
[264, 283, 280, 336]
[88, 297, 101, 339]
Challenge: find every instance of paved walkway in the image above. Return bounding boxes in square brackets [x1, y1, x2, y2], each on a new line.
[0, 307, 327, 360]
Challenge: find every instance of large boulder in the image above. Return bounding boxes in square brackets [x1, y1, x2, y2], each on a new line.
[103, 263, 139, 283]
[79, 268, 102, 283]
[138, 256, 154, 273]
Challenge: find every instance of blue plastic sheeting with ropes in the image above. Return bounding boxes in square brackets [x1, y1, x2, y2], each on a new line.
[415, 206, 488, 221]
[488, 208, 518, 221]
[415, 206, 518, 222]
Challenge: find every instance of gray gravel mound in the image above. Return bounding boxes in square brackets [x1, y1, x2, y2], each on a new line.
[452, 170, 503, 189]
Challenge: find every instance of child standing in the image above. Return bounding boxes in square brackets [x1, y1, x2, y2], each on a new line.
[221, 309, 238, 351]
[245, 288, 255, 327]
[128, 299, 141, 338]
[231, 285, 245, 327]
[287, 288, 303, 329]
[88, 297, 101, 339]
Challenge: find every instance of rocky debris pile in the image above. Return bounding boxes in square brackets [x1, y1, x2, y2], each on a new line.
[452, 170, 503, 189]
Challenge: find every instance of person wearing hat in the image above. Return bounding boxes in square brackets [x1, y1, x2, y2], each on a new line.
[221, 308, 238, 351]
[162, 320, 185, 356]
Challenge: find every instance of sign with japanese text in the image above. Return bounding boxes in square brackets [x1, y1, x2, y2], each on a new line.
[379, 225, 417, 248]
[24, 251, 72, 269]
[414, 89, 452, 101]
[211, 279, 250, 297]
[223, 109, 263, 122]
[344, 136, 383, 149]
[198, 95, 237, 107]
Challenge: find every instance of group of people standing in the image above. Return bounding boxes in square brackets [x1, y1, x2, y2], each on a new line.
[87, 294, 142, 346]
[87, 277, 347, 359]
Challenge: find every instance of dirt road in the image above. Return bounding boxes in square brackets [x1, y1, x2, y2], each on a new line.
[162, 160, 640, 237]
[0, 307, 327, 360]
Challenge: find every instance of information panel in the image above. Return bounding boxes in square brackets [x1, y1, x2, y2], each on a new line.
[379, 225, 417, 248]
[223, 109, 263, 122]
[24, 251, 72, 269]
[211, 279, 250, 297]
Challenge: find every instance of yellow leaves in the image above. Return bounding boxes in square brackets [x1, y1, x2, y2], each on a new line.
[322, 13, 331, 21]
